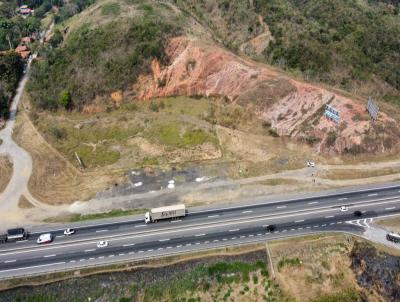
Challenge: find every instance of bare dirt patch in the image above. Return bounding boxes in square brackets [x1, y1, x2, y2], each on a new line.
[0, 156, 12, 193]
[18, 195, 34, 209]
[375, 217, 400, 233]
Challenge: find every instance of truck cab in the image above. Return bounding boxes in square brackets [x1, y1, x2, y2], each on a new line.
[145, 212, 151, 224]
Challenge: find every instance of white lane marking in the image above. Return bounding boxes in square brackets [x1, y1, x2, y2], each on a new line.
[257, 234, 262, 236]
[242, 210, 253, 214]
[138, 251, 144, 253]
[195, 234, 206, 237]
[338, 198, 347, 201]
[56, 235, 64, 238]
[176, 245, 182, 248]
[186, 243, 191, 246]
[204, 241, 209, 244]
[249, 235, 254, 237]
[119, 253, 125, 256]
[213, 240, 219, 242]
[89, 257, 95, 260]
[98, 256, 104, 259]
[4, 260, 16, 263]
[386, 207, 396, 210]
[123, 243, 135, 247]
[298, 228, 303, 230]
[159, 239, 170, 242]
[44, 254, 56, 258]
[108, 255, 115, 258]
[3, 197, 400, 257]
[188, 184, 400, 215]
[70, 260, 76, 263]
[231, 237, 237, 240]
[80, 259, 85, 261]
[208, 215, 219, 218]
[96, 230, 108, 233]
[325, 216, 334, 218]
[314, 225, 319, 228]
[171, 220, 182, 223]
[0, 262, 66, 273]
[308, 201, 319, 205]
[166, 246, 172, 249]
[356, 220, 363, 227]
[195, 242, 200, 245]
[368, 193, 378, 197]
[240, 236, 246, 238]
[134, 225, 146, 228]
[16, 240, 28, 243]
[129, 251, 135, 255]
[229, 229, 240, 232]
[330, 223, 335, 225]
[363, 219, 370, 228]
[158, 247, 163, 250]
[306, 226, 311, 229]
[148, 249, 154, 252]
[322, 224, 327, 227]
[295, 220, 304, 223]
[282, 230, 287, 232]
[277, 206, 287, 209]
[84, 249, 95, 252]
[222, 238, 228, 241]
[291, 229, 295, 231]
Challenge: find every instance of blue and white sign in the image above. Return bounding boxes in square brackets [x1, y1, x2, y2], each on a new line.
[324, 104, 340, 123]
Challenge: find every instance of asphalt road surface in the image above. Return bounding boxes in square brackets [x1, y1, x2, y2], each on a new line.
[1, 184, 400, 279]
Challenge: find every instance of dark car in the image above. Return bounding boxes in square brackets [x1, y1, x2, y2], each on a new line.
[266, 225, 276, 232]
[353, 211, 363, 217]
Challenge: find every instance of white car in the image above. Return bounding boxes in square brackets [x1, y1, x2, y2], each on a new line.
[37, 233, 53, 244]
[63, 228, 75, 236]
[97, 240, 109, 248]
[340, 206, 348, 212]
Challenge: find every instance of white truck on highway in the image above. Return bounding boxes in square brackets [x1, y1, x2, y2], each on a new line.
[145, 204, 186, 223]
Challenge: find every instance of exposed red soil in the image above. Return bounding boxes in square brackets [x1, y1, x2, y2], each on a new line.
[136, 36, 400, 154]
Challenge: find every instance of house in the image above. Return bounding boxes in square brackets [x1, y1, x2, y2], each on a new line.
[18, 5, 34, 17]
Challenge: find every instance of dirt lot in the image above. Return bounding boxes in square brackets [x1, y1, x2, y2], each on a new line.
[0, 156, 12, 193]
[375, 217, 400, 233]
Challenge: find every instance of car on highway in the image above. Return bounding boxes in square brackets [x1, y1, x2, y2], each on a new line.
[97, 240, 109, 248]
[353, 210, 363, 217]
[37, 233, 53, 244]
[340, 206, 348, 212]
[386, 232, 400, 243]
[265, 225, 276, 232]
[63, 228, 75, 236]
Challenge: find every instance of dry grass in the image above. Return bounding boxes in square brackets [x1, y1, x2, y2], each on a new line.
[269, 234, 359, 301]
[12, 104, 122, 204]
[375, 217, 400, 233]
[0, 156, 12, 193]
[18, 195, 34, 209]
[324, 167, 400, 180]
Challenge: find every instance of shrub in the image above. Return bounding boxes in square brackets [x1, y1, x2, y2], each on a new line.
[326, 131, 337, 147]
[268, 127, 279, 137]
[58, 90, 72, 109]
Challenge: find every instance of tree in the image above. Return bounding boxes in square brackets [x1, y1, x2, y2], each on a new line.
[0, 90, 9, 119]
[58, 89, 72, 109]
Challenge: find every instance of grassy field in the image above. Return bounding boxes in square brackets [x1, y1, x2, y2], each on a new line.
[324, 167, 400, 180]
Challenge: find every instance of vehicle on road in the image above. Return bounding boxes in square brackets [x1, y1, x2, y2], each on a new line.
[97, 240, 109, 248]
[7, 228, 28, 241]
[386, 232, 400, 243]
[265, 225, 276, 232]
[353, 210, 363, 217]
[63, 228, 75, 236]
[145, 204, 186, 223]
[340, 206, 348, 212]
[37, 233, 53, 244]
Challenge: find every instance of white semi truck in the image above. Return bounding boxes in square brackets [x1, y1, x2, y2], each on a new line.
[145, 204, 186, 223]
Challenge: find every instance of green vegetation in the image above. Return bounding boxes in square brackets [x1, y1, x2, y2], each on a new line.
[101, 2, 121, 16]
[0, 51, 24, 119]
[28, 6, 181, 110]
[277, 257, 302, 272]
[55, 0, 96, 24]
[311, 288, 360, 302]
[256, 0, 400, 93]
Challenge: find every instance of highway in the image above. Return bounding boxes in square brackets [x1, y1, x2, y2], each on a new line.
[1, 184, 400, 279]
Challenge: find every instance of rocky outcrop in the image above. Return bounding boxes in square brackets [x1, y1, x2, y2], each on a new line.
[351, 241, 400, 302]
[136, 36, 400, 154]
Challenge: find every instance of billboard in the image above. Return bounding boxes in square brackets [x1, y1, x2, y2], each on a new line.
[324, 104, 340, 123]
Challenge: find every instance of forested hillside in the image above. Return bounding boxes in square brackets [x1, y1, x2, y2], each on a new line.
[175, 0, 400, 103]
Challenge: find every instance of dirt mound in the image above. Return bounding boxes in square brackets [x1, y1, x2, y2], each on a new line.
[137, 36, 400, 154]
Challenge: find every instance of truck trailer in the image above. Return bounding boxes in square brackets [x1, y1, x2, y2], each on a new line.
[145, 204, 186, 223]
